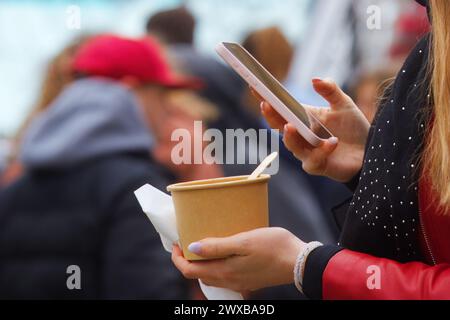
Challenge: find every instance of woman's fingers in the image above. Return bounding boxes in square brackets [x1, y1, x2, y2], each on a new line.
[250, 87, 264, 101]
[305, 105, 331, 124]
[302, 137, 339, 175]
[312, 78, 352, 110]
[188, 233, 249, 259]
[251, 87, 285, 131]
[282, 124, 313, 160]
[261, 102, 287, 131]
[172, 245, 239, 288]
[172, 245, 197, 279]
[172, 245, 214, 280]
[283, 123, 338, 174]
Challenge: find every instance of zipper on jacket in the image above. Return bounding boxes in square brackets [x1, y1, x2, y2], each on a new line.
[418, 208, 436, 265]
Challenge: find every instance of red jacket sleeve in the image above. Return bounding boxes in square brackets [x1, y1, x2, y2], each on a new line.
[323, 249, 450, 300]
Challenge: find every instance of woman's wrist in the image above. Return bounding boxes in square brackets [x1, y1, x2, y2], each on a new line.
[278, 233, 306, 286]
[293, 241, 324, 294]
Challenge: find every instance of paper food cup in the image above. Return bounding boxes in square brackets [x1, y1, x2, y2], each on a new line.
[167, 175, 270, 261]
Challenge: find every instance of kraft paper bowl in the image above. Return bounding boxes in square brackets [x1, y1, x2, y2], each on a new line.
[167, 175, 270, 261]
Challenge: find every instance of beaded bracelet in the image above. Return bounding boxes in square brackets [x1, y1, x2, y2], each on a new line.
[294, 241, 323, 294]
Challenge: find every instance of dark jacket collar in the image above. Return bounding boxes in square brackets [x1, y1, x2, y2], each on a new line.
[416, 0, 428, 7]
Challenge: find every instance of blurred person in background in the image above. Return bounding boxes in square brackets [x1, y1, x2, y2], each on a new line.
[145, 5, 226, 184]
[147, 7, 345, 300]
[0, 35, 222, 189]
[0, 36, 90, 188]
[0, 35, 198, 299]
[146, 6, 249, 134]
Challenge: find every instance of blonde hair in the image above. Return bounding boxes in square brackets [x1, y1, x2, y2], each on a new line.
[423, 0, 450, 211]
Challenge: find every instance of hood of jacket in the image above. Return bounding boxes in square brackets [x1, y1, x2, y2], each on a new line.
[20, 78, 153, 170]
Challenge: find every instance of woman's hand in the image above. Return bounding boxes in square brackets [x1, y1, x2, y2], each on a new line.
[261, 78, 370, 183]
[172, 228, 305, 292]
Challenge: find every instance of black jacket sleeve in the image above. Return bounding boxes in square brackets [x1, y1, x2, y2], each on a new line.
[303, 245, 344, 300]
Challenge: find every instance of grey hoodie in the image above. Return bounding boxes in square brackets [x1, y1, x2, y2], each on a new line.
[20, 78, 153, 170]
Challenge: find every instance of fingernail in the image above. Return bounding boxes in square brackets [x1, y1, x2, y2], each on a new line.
[328, 137, 338, 145]
[188, 242, 202, 254]
[284, 124, 289, 133]
[260, 102, 265, 112]
[312, 77, 323, 83]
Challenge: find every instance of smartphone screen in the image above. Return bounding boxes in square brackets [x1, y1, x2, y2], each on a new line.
[222, 42, 332, 140]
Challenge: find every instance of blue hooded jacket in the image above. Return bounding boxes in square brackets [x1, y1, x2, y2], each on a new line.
[20, 78, 153, 170]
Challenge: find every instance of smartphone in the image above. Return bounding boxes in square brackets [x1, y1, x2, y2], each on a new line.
[216, 42, 333, 146]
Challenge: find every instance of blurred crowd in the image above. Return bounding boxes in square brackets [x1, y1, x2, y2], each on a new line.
[0, 2, 429, 299]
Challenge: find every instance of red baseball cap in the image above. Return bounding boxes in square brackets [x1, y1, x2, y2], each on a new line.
[72, 34, 202, 89]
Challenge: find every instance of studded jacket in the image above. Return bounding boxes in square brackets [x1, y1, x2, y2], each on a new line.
[302, 0, 450, 300]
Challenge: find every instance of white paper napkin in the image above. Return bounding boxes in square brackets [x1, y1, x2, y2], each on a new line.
[134, 184, 244, 300]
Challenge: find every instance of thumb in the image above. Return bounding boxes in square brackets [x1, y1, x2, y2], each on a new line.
[303, 137, 339, 174]
[188, 235, 247, 259]
[312, 78, 351, 110]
